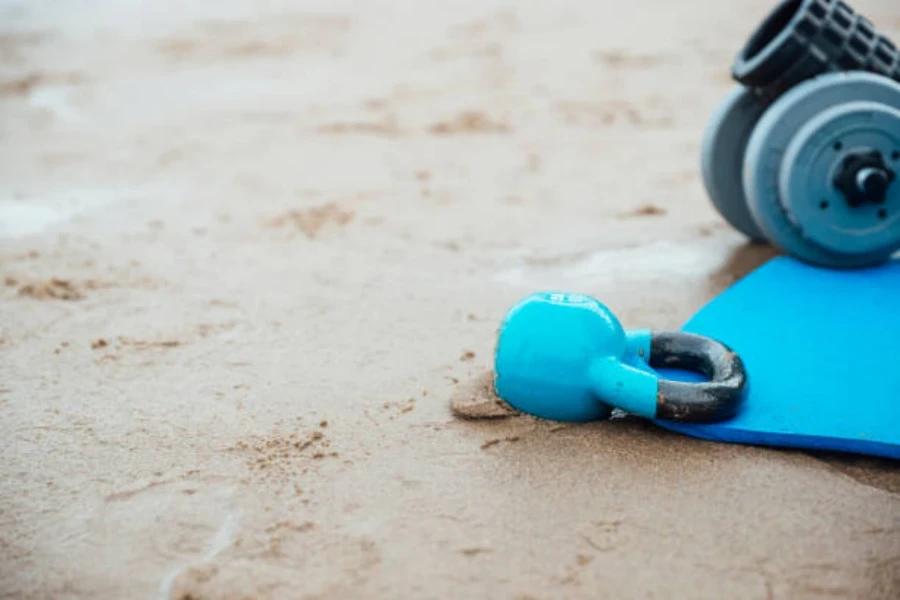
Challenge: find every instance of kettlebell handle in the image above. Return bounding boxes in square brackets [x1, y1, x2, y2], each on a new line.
[590, 331, 746, 423]
[649, 332, 746, 422]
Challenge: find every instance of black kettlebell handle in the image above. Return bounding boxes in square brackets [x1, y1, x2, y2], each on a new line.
[649, 332, 747, 423]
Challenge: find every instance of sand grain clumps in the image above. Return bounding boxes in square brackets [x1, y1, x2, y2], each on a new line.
[0, 71, 83, 96]
[233, 429, 333, 473]
[268, 203, 354, 239]
[120, 338, 181, 350]
[450, 370, 518, 420]
[621, 203, 666, 218]
[17, 278, 84, 300]
[429, 111, 510, 135]
[316, 117, 401, 136]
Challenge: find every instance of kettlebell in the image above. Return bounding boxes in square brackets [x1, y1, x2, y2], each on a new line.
[493, 292, 746, 423]
[702, 0, 900, 268]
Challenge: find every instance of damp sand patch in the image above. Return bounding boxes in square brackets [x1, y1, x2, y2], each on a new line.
[450, 370, 519, 420]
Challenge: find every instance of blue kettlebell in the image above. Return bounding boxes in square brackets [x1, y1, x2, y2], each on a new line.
[494, 292, 746, 423]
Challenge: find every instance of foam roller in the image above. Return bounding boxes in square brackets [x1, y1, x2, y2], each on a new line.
[733, 0, 900, 101]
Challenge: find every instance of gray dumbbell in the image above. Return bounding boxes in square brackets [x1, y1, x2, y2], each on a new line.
[702, 0, 900, 268]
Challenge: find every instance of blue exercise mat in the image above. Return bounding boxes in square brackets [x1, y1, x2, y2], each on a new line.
[654, 256, 900, 460]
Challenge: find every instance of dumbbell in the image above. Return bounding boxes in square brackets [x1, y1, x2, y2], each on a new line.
[493, 292, 746, 423]
[701, 0, 900, 268]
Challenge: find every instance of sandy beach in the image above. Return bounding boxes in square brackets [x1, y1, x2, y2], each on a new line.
[2, 0, 899, 598]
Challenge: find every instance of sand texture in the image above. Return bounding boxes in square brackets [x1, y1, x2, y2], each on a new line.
[1, 0, 899, 598]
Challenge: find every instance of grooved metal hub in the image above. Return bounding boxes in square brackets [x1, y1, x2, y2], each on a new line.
[833, 149, 896, 207]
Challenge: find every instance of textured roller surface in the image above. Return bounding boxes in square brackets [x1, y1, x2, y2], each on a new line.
[733, 0, 900, 101]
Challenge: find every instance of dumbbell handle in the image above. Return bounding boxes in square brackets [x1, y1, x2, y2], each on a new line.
[733, 0, 900, 102]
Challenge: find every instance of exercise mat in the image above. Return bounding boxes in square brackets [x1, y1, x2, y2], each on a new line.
[654, 256, 900, 460]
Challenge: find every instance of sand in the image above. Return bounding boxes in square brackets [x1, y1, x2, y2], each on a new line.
[1, 0, 899, 598]
[451, 370, 519, 420]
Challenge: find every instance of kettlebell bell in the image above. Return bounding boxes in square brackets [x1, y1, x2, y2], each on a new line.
[701, 0, 900, 268]
[493, 292, 746, 423]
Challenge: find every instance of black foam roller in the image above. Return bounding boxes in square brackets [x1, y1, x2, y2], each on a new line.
[732, 0, 900, 101]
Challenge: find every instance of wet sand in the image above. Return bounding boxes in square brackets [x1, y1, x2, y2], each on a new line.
[1, 0, 899, 598]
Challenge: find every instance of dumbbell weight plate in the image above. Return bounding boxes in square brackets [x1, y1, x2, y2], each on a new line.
[700, 87, 768, 241]
[779, 101, 900, 259]
[743, 71, 900, 267]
